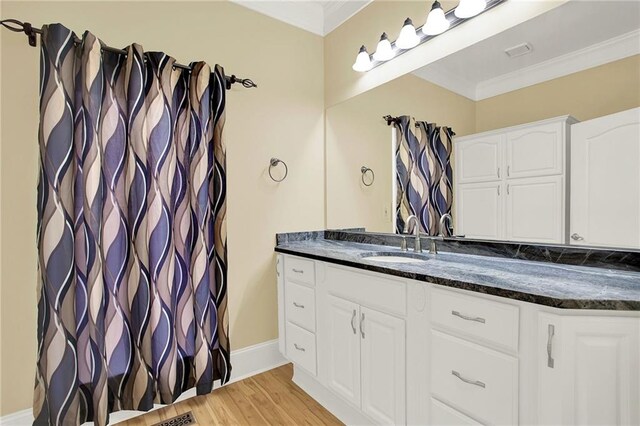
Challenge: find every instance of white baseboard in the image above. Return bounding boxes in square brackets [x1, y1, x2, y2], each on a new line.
[292, 366, 374, 426]
[0, 339, 287, 426]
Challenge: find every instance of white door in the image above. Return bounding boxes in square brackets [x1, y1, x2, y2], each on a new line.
[505, 175, 564, 244]
[360, 307, 406, 425]
[571, 107, 640, 248]
[326, 295, 361, 407]
[455, 182, 503, 240]
[506, 121, 564, 179]
[538, 314, 640, 426]
[455, 135, 503, 184]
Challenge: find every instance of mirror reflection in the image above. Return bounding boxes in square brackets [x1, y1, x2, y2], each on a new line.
[326, 0, 640, 250]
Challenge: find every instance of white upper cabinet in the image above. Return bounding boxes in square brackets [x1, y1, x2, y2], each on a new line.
[456, 181, 503, 240]
[505, 175, 565, 243]
[360, 307, 406, 425]
[506, 121, 566, 179]
[455, 116, 575, 244]
[455, 135, 503, 184]
[570, 107, 640, 249]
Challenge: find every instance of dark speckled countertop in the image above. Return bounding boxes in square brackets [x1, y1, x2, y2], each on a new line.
[275, 235, 640, 311]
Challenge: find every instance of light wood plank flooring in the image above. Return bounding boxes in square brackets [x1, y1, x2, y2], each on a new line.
[117, 364, 343, 425]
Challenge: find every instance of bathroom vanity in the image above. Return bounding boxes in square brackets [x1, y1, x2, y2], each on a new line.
[275, 231, 640, 426]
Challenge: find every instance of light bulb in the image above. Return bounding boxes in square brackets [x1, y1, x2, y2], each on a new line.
[423, 1, 450, 36]
[396, 18, 420, 50]
[352, 45, 372, 72]
[373, 33, 395, 61]
[455, 0, 487, 18]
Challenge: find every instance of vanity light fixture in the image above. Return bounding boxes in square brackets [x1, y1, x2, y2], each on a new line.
[396, 18, 420, 49]
[351, 0, 506, 72]
[455, 0, 487, 18]
[423, 1, 450, 36]
[352, 45, 373, 72]
[373, 32, 395, 61]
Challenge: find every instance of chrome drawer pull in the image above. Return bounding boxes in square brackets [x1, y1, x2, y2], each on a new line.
[292, 302, 305, 309]
[360, 312, 365, 339]
[292, 268, 304, 274]
[294, 343, 305, 352]
[351, 309, 357, 335]
[452, 370, 485, 388]
[452, 310, 486, 324]
[547, 324, 555, 368]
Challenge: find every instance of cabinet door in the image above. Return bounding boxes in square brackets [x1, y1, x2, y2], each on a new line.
[455, 135, 503, 184]
[455, 182, 503, 240]
[571, 107, 640, 249]
[326, 296, 361, 407]
[538, 314, 640, 426]
[277, 255, 285, 356]
[506, 121, 564, 179]
[360, 307, 406, 425]
[505, 175, 564, 244]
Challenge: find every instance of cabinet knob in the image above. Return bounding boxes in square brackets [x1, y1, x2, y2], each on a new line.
[571, 233, 584, 241]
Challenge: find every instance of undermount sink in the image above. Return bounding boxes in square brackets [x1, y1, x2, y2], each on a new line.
[360, 252, 430, 264]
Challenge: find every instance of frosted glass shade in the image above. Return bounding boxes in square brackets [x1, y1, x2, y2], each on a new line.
[423, 1, 450, 36]
[373, 33, 395, 61]
[455, 0, 487, 18]
[352, 45, 372, 72]
[396, 18, 420, 50]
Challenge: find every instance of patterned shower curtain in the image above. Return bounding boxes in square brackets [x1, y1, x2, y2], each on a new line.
[394, 116, 454, 235]
[34, 24, 230, 426]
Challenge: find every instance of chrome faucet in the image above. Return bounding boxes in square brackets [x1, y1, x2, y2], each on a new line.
[405, 215, 422, 253]
[439, 213, 453, 237]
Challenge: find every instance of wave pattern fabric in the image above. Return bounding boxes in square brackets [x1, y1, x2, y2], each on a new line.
[33, 23, 230, 426]
[394, 116, 454, 235]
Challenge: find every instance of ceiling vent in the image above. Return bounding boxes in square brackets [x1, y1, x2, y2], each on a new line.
[505, 42, 533, 58]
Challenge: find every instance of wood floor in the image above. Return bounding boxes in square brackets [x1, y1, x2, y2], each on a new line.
[116, 364, 343, 425]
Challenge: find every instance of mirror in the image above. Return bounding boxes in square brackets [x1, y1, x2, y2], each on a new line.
[325, 0, 640, 250]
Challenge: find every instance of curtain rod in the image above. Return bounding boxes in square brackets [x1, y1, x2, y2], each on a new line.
[1, 18, 257, 90]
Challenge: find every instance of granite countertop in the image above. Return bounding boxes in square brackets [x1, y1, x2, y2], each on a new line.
[275, 238, 640, 310]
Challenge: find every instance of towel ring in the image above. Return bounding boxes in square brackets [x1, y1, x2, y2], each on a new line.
[361, 166, 374, 186]
[269, 158, 288, 182]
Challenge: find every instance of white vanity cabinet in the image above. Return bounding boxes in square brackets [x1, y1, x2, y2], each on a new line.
[276, 253, 640, 426]
[455, 116, 576, 243]
[538, 314, 640, 426]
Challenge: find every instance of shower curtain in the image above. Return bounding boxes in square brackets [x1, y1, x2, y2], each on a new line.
[394, 116, 454, 235]
[34, 24, 230, 426]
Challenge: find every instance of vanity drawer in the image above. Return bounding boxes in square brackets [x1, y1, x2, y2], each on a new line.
[285, 281, 316, 332]
[431, 331, 518, 425]
[284, 256, 315, 286]
[431, 398, 482, 426]
[430, 288, 519, 353]
[286, 322, 317, 375]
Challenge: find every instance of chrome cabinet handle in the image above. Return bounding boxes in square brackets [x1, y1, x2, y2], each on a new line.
[452, 370, 485, 388]
[351, 309, 357, 334]
[452, 310, 486, 324]
[506, 184, 510, 195]
[292, 268, 304, 274]
[547, 324, 555, 368]
[360, 312, 365, 339]
[507, 166, 510, 177]
[497, 167, 500, 178]
[294, 343, 305, 352]
[293, 302, 304, 309]
[571, 233, 584, 241]
[497, 186, 500, 195]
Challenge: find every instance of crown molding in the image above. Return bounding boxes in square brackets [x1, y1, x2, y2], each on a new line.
[412, 66, 478, 101]
[323, 1, 372, 35]
[230, 1, 325, 35]
[475, 29, 640, 100]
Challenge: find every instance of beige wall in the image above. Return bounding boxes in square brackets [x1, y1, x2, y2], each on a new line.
[476, 55, 640, 132]
[0, 1, 324, 415]
[326, 73, 475, 232]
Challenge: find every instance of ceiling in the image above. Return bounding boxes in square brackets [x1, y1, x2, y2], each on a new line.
[230, 0, 373, 36]
[413, 0, 640, 100]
